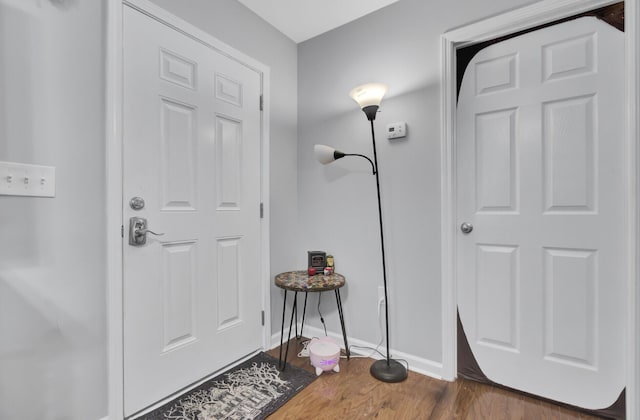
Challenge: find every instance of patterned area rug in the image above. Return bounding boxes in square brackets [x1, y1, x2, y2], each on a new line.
[138, 352, 316, 420]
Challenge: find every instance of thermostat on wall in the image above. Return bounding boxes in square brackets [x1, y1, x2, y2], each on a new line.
[386, 122, 407, 139]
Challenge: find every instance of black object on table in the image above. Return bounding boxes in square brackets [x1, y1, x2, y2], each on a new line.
[274, 270, 350, 370]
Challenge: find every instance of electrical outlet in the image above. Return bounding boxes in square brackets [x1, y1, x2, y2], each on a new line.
[378, 286, 385, 304]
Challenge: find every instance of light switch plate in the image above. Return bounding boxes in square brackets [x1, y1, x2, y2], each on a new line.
[0, 161, 56, 197]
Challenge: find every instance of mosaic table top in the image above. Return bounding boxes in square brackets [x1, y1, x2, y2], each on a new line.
[275, 270, 345, 292]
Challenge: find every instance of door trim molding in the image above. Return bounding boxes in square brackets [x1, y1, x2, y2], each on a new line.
[106, 1, 123, 417]
[628, 2, 640, 420]
[106, 1, 272, 418]
[440, 0, 637, 417]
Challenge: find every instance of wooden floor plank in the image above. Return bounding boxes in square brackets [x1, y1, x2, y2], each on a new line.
[267, 338, 605, 419]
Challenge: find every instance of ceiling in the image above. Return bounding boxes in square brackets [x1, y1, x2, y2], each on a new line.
[236, 0, 402, 43]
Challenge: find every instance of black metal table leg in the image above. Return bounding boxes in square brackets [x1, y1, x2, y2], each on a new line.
[294, 291, 298, 338]
[278, 290, 288, 369]
[279, 291, 298, 371]
[335, 289, 350, 359]
[298, 292, 309, 339]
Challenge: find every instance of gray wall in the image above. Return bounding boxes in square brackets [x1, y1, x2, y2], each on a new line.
[297, 0, 539, 369]
[0, 0, 106, 419]
[148, 0, 299, 333]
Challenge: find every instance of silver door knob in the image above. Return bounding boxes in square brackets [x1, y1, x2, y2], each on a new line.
[129, 196, 145, 210]
[460, 222, 473, 234]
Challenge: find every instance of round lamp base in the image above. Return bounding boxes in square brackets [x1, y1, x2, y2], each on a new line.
[370, 359, 408, 383]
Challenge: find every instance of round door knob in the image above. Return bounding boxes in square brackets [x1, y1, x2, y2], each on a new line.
[460, 222, 473, 234]
[129, 196, 145, 210]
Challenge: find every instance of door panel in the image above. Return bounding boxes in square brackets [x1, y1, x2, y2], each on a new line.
[457, 17, 625, 409]
[161, 241, 197, 352]
[475, 108, 518, 212]
[123, 6, 263, 415]
[476, 244, 519, 352]
[543, 247, 597, 368]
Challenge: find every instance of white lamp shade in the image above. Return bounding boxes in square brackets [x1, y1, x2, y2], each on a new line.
[314, 144, 337, 164]
[348, 83, 388, 109]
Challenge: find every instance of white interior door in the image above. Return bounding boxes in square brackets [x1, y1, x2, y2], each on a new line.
[456, 17, 625, 409]
[122, 6, 263, 415]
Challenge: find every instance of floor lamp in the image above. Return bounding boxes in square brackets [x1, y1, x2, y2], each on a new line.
[313, 83, 408, 383]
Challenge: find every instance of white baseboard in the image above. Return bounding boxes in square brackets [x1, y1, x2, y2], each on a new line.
[270, 324, 444, 380]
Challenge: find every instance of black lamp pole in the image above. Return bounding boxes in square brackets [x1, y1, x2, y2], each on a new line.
[361, 105, 408, 383]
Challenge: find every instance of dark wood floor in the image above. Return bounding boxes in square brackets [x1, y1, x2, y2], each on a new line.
[266, 338, 604, 419]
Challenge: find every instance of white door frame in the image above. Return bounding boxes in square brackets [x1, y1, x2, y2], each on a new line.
[105, 1, 271, 418]
[440, 0, 639, 417]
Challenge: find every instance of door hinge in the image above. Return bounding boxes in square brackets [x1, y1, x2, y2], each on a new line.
[260, 202, 264, 219]
[261, 310, 265, 326]
[259, 94, 264, 111]
[121, 225, 124, 238]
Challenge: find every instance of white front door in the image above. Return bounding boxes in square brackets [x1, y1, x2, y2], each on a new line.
[457, 17, 625, 409]
[122, 6, 263, 415]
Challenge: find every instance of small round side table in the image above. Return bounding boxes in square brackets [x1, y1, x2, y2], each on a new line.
[275, 270, 350, 370]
